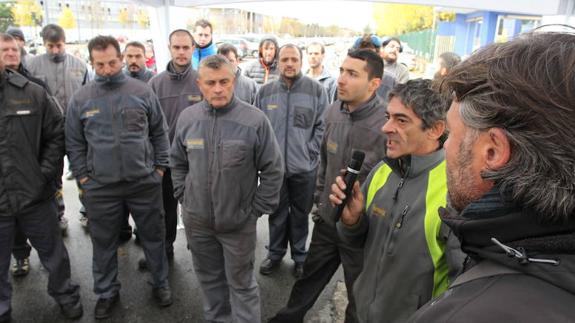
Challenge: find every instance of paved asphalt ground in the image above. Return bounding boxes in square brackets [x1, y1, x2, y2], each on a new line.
[9, 173, 344, 323]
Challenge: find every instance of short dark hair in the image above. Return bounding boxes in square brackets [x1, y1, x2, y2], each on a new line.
[382, 37, 402, 50]
[438, 52, 461, 72]
[41, 24, 66, 43]
[346, 49, 384, 80]
[278, 44, 302, 60]
[0, 33, 16, 43]
[389, 78, 449, 132]
[194, 19, 213, 33]
[307, 42, 325, 54]
[198, 54, 234, 76]
[88, 35, 121, 61]
[217, 43, 238, 60]
[124, 41, 146, 54]
[442, 31, 575, 221]
[357, 35, 381, 51]
[169, 29, 194, 45]
[258, 37, 278, 59]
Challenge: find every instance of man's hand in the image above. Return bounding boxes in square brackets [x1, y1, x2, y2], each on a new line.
[329, 176, 364, 226]
[155, 167, 165, 177]
[79, 177, 89, 185]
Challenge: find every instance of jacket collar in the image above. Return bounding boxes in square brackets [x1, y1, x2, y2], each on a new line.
[166, 61, 192, 81]
[279, 72, 303, 89]
[123, 67, 149, 81]
[339, 94, 384, 122]
[306, 65, 332, 81]
[94, 70, 126, 85]
[202, 95, 238, 114]
[384, 148, 444, 179]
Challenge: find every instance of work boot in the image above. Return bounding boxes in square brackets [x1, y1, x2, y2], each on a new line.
[259, 258, 281, 275]
[60, 300, 83, 320]
[94, 294, 119, 319]
[293, 262, 304, 279]
[11, 258, 30, 277]
[153, 286, 173, 307]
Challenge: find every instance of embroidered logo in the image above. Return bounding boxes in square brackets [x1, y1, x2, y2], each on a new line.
[371, 204, 386, 218]
[16, 110, 31, 115]
[186, 138, 204, 150]
[188, 95, 202, 103]
[267, 104, 278, 110]
[84, 108, 100, 118]
[327, 140, 337, 154]
[10, 99, 32, 105]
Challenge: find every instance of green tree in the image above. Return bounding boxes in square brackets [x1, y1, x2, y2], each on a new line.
[0, 3, 15, 32]
[12, 0, 42, 27]
[58, 6, 76, 29]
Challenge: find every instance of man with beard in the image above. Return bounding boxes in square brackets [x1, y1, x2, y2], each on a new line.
[306, 42, 337, 104]
[27, 24, 89, 234]
[192, 19, 217, 69]
[380, 37, 409, 84]
[255, 44, 328, 278]
[123, 41, 154, 82]
[330, 79, 463, 323]
[66, 36, 172, 319]
[408, 31, 575, 322]
[432, 52, 460, 83]
[147, 29, 202, 265]
[171, 54, 284, 323]
[0, 34, 83, 323]
[270, 49, 388, 323]
[243, 37, 280, 85]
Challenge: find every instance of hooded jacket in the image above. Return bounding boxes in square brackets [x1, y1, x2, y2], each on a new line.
[0, 69, 64, 215]
[408, 189, 575, 322]
[170, 96, 284, 232]
[66, 72, 169, 184]
[316, 95, 388, 224]
[255, 73, 328, 175]
[192, 41, 217, 70]
[26, 53, 88, 111]
[337, 149, 464, 323]
[148, 62, 202, 142]
[242, 37, 280, 85]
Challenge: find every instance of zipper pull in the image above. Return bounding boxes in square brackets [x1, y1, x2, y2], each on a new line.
[395, 205, 409, 229]
[393, 178, 405, 201]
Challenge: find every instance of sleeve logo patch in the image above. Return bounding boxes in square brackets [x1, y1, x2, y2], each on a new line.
[84, 108, 100, 118]
[267, 104, 278, 110]
[188, 95, 202, 103]
[327, 140, 337, 154]
[371, 204, 387, 218]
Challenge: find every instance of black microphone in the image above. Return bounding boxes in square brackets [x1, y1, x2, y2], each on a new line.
[333, 150, 365, 222]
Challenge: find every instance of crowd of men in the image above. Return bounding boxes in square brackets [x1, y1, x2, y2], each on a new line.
[0, 19, 574, 323]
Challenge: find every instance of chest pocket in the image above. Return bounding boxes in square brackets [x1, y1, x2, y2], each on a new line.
[123, 108, 147, 132]
[221, 140, 248, 169]
[293, 105, 314, 129]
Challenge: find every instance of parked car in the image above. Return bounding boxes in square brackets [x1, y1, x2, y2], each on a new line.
[216, 37, 250, 58]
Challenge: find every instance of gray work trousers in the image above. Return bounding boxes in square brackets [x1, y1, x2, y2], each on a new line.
[0, 198, 80, 316]
[83, 172, 168, 298]
[184, 213, 260, 323]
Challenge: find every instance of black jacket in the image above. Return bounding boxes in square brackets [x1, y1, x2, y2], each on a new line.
[0, 69, 64, 215]
[408, 188, 575, 322]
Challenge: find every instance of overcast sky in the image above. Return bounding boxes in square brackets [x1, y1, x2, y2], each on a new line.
[207, 1, 376, 31]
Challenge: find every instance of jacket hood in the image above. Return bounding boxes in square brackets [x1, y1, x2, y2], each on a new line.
[441, 188, 575, 294]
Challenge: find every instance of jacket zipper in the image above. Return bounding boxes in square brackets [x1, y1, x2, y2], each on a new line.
[208, 108, 217, 227]
[284, 87, 290, 175]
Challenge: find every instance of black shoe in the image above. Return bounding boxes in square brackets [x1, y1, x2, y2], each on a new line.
[60, 300, 83, 319]
[94, 294, 119, 319]
[0, 310, 11, 323]
[11, 258, 30, 277]
[293, 262, 304, 279]
[259, 258, 281, 275]
[138, 257, 148, 271]
[153, 286, 173, 307]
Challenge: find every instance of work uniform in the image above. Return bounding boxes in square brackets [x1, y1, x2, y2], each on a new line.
[171, 96, 284, 323]
[255, 74, 328, 264]
[0, 69, 80, 317]
[148, 62, 202, 256]
[271, 95, 388, 323]
[337, 149, 464, 323]
[66, 72, 170, 299]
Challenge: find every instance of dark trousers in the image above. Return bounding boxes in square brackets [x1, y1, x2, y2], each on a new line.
[269, 220, 363, 323]
[162, 168, 178, 253]
[83, 172, 169, 298]
[0, 199, 80, 316]
[267, 170, 316, 263]
[11, 224, 31, 260]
